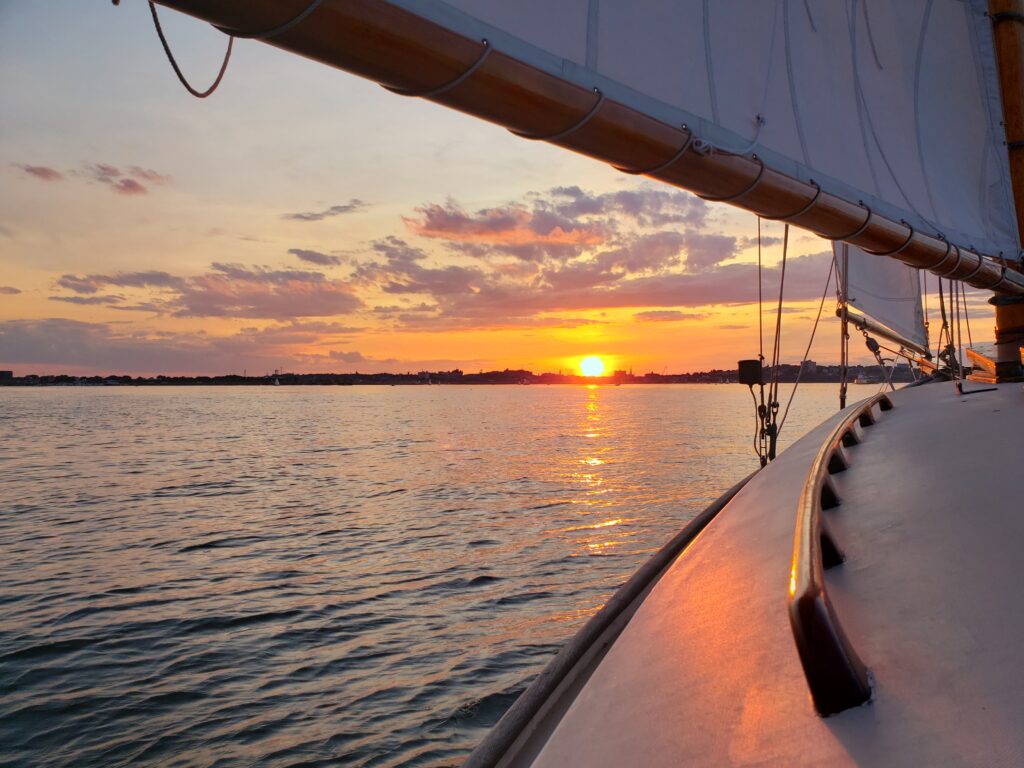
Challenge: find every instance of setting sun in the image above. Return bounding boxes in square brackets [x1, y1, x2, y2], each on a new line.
[579, 356, 606, 377]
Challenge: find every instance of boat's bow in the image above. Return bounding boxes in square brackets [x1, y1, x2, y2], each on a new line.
[473, 380, 1024, 767]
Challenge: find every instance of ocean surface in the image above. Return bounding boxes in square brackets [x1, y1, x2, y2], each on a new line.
[0, 383, 868, 767]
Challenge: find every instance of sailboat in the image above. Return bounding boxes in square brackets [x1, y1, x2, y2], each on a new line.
[143, 1, 1024, 764]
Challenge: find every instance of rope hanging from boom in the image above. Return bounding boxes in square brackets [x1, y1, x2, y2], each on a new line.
[141, 0, 325, 98]
[147, 2, 233, 99]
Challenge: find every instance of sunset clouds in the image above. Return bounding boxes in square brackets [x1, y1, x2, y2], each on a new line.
[13, 161, 171, 195]
[17, 176, 840, 372]
[282, 200, 367, 222]
[53, 264, 362, 320]
[15, 164, 63, 182]
[1, 5, 868, 377]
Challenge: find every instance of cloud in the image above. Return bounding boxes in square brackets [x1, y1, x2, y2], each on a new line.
[48, 295, 123, 305]
[174, 264, 362, 319]
[682, 232, 738, 271]
[402, 185, 711, 268]
[233, 320, 363, 345]
[282, 200, 367, 222]
[15, 164, 63, 181]
[57, 271, 186, 295]
[634, 310, 707, 322]
[111, 178, 147, 196]
[77, 163, 171, 196]
[550, 185, 708, 228]
[0, 318, 474, 375]
[405, 199, 608, 248]
[52, 264, 363, 320]
[0, 318, 201, 373]
[87, 163, 122, 183]
[288, 248, 341, 266]
[129, 167, 172, 184]
[378, 252, 833, 330]
[0, 286, 21, 295]
[354, 236, 485, 296]
[339, 180, 835, 330]
[329, 350, 377, 363]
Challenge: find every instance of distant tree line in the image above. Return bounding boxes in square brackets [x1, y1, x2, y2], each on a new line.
[1, 362, 917, 387]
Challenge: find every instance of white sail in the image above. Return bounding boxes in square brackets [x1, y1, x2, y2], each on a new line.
[387, 0, 1018, 256]
[836, 242, 928, 350]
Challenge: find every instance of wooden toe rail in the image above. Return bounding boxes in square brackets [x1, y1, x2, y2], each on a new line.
[789, 393, 893, 716]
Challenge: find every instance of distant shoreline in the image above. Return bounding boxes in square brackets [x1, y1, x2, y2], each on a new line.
[0, 363, 916, 387]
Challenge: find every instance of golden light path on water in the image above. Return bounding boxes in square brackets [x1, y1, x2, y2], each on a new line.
[0, 384, 866, 767]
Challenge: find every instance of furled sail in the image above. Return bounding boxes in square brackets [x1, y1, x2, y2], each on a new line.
[835, 243, 928, 352]
[423, 0, 1016, 254]
[153, 0, 1024, 294]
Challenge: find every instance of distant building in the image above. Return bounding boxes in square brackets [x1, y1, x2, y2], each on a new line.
[0, 371, 12, 382]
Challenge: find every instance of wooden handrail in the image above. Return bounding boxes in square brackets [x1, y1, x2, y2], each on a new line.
[788, 393, 893, 716]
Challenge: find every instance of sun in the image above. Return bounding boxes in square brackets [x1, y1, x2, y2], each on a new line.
[579, 356, 606, 377]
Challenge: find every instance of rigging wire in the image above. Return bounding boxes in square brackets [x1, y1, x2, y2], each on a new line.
[148, 1, 233, 99]
[935, 275, 953, 371]
[756, 217, 769, 462]
[762, 223, 790, 461]
[750, 387, 762, 460]
[959, 281, 974, 349]
[778, 256, 834, 436]
[950, 280, 958, 385]
[921, 269, 930, 348]
[838, 243, 850, 409]
[758, 218, 764, 366]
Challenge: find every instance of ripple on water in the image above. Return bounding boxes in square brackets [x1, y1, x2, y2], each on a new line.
[0, 384, 847, 766]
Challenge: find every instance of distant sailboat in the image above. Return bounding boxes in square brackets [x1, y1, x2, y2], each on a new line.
[144, 1, 1024, 764]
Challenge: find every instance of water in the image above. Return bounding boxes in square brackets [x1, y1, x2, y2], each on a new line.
[0, 383, 861, 767]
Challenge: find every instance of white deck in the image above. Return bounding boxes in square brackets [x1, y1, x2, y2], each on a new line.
[505, 381, 1024, 767]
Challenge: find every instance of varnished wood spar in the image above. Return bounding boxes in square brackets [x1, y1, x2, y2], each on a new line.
[154, 0, 1024, 296]
[991, 0, 1024, 239]
[989, 0, 1024, 376]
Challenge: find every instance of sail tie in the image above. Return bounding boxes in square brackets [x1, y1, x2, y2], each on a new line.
[697, 156, 767, 203]
[383, 40, 492, 99]
[961, 251, 987, 283]
[613, 127, 694, 176]
[762, 181, 821, 223]
[692, 114, 766, 158]
[827, 203, 873, 242]
[214, 0, 324, 39]
[864, 221, 915, 258]
[937, 245, 964, 278]
[510, 88, 606, 142]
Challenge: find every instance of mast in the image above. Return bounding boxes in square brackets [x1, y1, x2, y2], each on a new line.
[990, 0, 1024, 380]
[839, 244, 849, 410]
[149, 0, 1024, 298]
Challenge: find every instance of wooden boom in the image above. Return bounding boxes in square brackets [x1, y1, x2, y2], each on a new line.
[153, 0, 1024, 297]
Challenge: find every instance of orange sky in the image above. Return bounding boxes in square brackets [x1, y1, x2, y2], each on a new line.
[0, 3, 993, 377]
